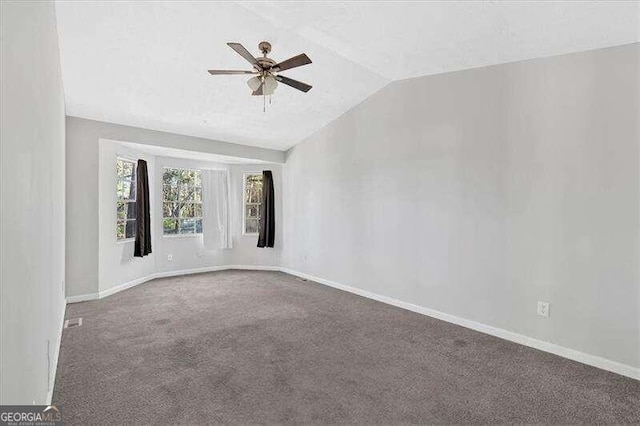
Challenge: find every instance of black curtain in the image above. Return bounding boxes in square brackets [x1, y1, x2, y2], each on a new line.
[257, 170, 275, 248]
[134, 159, 152, 257]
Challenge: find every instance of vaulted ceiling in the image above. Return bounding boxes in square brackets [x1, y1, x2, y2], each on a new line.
[55, 1, 639, 150]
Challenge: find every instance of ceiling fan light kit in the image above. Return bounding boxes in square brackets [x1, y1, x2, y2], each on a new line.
[208, 41, 312, 112]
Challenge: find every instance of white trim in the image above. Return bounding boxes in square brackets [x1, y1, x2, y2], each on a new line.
[163, 233, 202, 239]
[280, 268, 640, 381]
[66, 292, 100, 303]
[66, 265, 281, 303]
[46, 298, 66, 405]
[228, 264, 281, 271]
[116, 237, 135, 244]
[64, 265, 639, 381]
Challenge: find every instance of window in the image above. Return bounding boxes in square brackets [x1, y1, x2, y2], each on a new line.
[162, 168, 202, 235]
[116, 158, 136, 241]
[244, 173, 263, 234]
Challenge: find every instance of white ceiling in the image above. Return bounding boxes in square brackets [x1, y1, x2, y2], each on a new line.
[55, 1, 640, 151]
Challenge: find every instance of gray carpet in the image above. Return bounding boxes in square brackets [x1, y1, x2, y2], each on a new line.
[54, 270, 640, 424]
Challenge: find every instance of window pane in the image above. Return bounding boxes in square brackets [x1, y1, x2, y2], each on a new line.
[117, 221, 125, 240]
[179, 218, 196, 234]
[117, 160, 135, 180]
[163, 168, 180, 185]
[163, 218, 178, 234]
[117, 201, 136, 220]
[124, 161, 135, 180]
[246, 204, 260, 218]
[245, 219, 259, 234]
[194, 172, 201, 187]
[117, 180, 136, 200]
[195, 219, 203, 234]
[193, 203, 202, 218]
[181, 169, 196, 185]
[163, 185, 178, 202]
[116, 159, 137, 241]
[246, 181, 263, 203]
[244, 174, 263, 234]
[179, 186, 196, 202]
[125, 220, 136, 239]
[180, 203, 195, 218]
[253, 185, 263, 203]
[163, 202, 178, 218]
[246, 174, 262, 184]
[193, 187, 202, 203]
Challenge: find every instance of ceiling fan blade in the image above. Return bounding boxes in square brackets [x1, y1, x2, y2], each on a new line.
[272, 53, 312, 72]
[227, 42, 261, 70]
[208, 70, 256, 75]
[251, 84, 264, 96]
[276, 75, 312, 93]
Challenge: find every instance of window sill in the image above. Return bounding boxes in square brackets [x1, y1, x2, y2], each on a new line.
[163, 233, 202, 239]
[117, 238, 135, 244]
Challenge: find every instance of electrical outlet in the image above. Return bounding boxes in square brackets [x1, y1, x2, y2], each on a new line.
[167, 254, 173, 261]
[537, 301, 550, 317]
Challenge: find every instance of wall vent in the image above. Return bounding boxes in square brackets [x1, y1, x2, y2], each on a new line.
[64, 317, 82, 328]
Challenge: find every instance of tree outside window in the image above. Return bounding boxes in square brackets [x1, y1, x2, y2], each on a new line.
[244, 173, 263, 235]
[162, 168, 202, 235]
[116, 158, 136, 241]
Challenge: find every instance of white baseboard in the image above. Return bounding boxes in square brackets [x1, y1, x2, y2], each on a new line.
[64, 264, 639, 381]
[66, 264, 281, 304]
[280, 268, 640, 381]
[66, 292, 100, 303]
[229, 264, 282, 271]
[46, 297, 66, 405]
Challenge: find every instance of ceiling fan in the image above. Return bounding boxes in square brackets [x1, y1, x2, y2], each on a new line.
[207, 41, 312, 110]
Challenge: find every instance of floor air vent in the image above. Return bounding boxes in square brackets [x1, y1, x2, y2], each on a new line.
[64, 318, 83, 328]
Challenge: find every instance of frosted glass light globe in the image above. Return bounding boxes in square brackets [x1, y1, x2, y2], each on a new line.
[247, 76, 262, 91]
[263, 75, 278, 95]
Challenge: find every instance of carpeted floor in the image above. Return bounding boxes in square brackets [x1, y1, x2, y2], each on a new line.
[53, 270, 640, 424]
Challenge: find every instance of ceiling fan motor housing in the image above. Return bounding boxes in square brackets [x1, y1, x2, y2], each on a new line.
[256, 57, 276, 71]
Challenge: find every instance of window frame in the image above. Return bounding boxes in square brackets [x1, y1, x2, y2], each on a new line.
[161, 167, 203, 237]
[242, 172, 263, 236]
[116, 157, 137, 243]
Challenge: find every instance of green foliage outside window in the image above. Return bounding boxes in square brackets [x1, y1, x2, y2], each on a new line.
[116, 159, 136, 240]
[162, 168, 202, 235]
[244, 174, 263, 234]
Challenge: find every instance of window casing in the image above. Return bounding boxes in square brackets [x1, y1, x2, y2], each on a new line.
[243, 173, 263, 235]
[116, 158, 136, 241]
[162, 168, 202, 235]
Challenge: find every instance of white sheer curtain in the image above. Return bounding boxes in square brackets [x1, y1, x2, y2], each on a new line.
[202, 169, 232, 250]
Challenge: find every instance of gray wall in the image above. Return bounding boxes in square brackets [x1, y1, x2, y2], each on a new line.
[66, 118, 283, 298]
[1, 1, 67, 403]
[283, 43, 640, 368]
